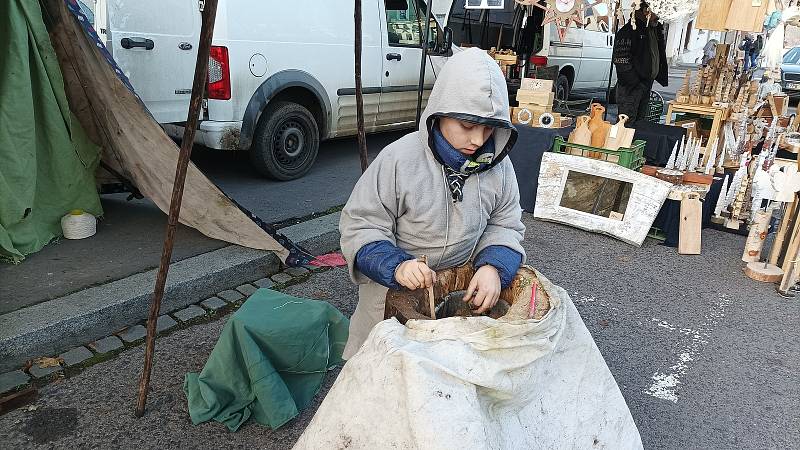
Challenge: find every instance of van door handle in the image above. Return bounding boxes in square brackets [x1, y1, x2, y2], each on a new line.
[386, 53, 402, 61]
[121, 37, 155, 50]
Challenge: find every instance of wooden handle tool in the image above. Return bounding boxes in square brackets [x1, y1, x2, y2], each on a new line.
[419, 255, 436, 319]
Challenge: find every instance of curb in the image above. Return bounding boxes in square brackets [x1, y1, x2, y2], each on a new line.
[0, 212, 341, 373]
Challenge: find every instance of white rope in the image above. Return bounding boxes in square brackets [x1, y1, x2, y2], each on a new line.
[61, 210, 96, 240]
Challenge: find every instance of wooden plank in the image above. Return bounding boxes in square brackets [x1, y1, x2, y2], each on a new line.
[679, 193, 702, 255]
[696, 0, 733, 31]
[725, 0, 769, 32]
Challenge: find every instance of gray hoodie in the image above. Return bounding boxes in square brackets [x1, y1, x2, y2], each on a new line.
[339, 48, 526, 358]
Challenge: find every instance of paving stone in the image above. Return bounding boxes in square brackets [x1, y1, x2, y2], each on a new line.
[253, 277, 274, 289]
[235, 284, 258, 297]
[29, 363, 61, 378]
[271, 272, 293, 284]
[117, 324, 147, 343]
[217, 289, 244, 303]
[157, 315, 178, 332]
[284, 266, 310, 277]
[59, 347, 93, 367]
[0, 370, 30, 394]
[88, 335, 124, 354]
[173, 305, 205, 322]
[201, 297, 227, 311]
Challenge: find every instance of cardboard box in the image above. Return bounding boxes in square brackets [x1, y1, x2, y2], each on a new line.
[520, 78, 553, 92]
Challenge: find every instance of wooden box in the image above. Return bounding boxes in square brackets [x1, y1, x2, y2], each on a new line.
[520, 78, 553, 92]
[516, 90, 554, 106]
[494, 54, 517, 64]
[511, 107, 535, 125]
[517, 102, 551, 113]
[532, 112, 561, 128]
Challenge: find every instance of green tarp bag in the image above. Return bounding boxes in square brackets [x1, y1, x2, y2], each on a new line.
[184, 289, 349, 431]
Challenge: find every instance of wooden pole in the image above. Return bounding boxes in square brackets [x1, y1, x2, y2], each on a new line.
[415, 0, 434, 127]
[135, 0, 219, 417]
[355, 0, 369, 173]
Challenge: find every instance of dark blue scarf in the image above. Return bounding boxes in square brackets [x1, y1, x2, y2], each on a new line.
[431, 125, 494, 202]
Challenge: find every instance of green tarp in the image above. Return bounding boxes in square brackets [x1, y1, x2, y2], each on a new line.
[0, 0, 102, 263]
[184, 289, 349, 431]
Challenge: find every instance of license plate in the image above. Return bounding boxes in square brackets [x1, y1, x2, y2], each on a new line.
[786, 82, 800, 90]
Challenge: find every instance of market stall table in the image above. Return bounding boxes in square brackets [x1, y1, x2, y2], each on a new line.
[509, 125, 574, 212]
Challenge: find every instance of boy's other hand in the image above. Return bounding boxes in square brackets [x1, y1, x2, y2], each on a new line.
[463, 265, 501, 314]
[395, 260, 436, 290]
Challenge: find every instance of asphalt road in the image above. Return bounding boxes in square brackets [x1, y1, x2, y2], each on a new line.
[2, 217, 797, 449]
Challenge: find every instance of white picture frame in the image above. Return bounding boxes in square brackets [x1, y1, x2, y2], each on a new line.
[534, 153, 672, 246]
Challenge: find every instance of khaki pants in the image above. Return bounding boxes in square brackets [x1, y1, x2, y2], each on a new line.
[342, 282, 390, 360]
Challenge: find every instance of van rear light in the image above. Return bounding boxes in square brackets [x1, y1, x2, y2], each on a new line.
[529, 55, 548, 67]
[208, 46, 231, 100]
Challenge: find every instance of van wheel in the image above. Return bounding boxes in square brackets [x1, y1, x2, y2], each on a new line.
[250, 101, 319, 180]
[555, 74, 571, 103]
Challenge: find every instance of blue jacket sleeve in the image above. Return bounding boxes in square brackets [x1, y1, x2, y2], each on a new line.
[355, 241, 415, 290]
[474, 245, 523, 288]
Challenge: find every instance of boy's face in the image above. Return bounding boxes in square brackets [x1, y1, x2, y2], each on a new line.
[439, 117, 494, 157]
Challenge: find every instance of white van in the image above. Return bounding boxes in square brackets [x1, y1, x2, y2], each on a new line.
[95, 0, 454, 180]
[447, 2, 615, 101]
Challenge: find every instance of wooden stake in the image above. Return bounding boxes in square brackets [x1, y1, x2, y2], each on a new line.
[135, 0, 219, 418]
[419, 255, 436, 319]
[354, 0, 368, 173]
[770, 201, 797, 266]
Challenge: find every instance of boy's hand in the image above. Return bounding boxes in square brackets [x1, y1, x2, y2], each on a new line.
[463, 265, 501, 314]
[395, 260, 436, 290]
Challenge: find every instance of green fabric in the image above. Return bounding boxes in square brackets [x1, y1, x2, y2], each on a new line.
[184, 289, 350, 432]
[0, 0, 102, 263]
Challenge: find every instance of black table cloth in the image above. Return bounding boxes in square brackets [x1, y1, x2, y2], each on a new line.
[631, 120, 687, 167]
[509, 125, 574, 212]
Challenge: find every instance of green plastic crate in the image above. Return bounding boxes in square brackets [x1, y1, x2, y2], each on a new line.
[552, 136, 646, 171]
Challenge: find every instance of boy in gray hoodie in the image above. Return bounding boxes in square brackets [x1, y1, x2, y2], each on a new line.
[339, 48, 526, 359]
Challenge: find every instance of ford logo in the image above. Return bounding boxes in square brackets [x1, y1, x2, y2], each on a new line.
[179, 42, 192, 50]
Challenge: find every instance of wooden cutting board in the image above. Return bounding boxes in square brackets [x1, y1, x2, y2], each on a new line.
[604, 114, 635, 150]
[569, 116, 592, 146]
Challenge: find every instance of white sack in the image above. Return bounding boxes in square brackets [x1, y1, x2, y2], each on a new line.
[294, 272, 642, 450]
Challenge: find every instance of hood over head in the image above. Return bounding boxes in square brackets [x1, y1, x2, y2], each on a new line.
[419, 48, 517, 167]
